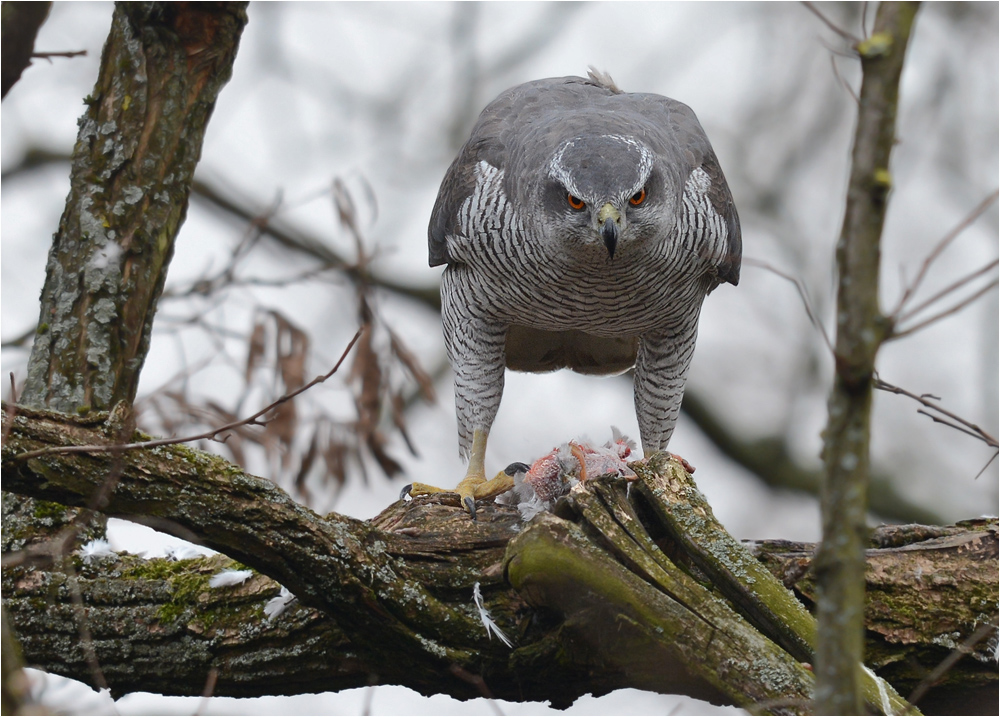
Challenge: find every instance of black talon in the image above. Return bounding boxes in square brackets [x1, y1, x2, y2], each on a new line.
[504, 462, 531, 476]
[464, 496, 477, 520]
[399, 484, 413, 501]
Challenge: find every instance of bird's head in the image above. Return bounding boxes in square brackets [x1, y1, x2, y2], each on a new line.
[542, 133, 675, 261]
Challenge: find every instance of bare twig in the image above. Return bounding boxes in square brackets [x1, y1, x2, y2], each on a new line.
[908, 621, 998, 706]
[448, 664, 504, 716]
[32, 49, 87, 60]
[2, 373, 19, 445]
[60, 553, 115, 701]
[973, 451, 998, 481]
[874, 376, 998, 448]
[193, 667, 220, 716]
[743, 257, 834, 354]
[891, 190, 999, 318]
[890, 266, 998, 340]
[802, 2, 862, 44]
[896, 259, 998, 324]
[0, 325, 36, 350]
[8, 329, 363, 463]
[830, 54, 861, 105]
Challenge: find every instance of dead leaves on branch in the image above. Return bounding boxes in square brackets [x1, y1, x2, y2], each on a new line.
[138, 177, 436, 510]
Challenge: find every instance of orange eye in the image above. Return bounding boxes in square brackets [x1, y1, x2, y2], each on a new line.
[567, 194, 586, 211]
[629, 188, 647, 206]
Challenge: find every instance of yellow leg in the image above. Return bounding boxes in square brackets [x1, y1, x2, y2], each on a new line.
[452, 428, 489, 514]
[404, 429, 513, 519]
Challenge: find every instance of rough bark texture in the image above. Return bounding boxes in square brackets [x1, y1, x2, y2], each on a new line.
[20, 1, 247, 413]
[817, 3, 920, 713]
[3, 405, 996, 713]
[1, 4, 248, 711]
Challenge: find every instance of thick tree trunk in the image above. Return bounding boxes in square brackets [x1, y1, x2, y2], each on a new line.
[3, 405, 995, 713]
[21, 1, 247, 414]
[1, 3, 248, 710]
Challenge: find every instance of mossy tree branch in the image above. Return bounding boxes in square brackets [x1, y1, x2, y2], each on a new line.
[817, 3, 921, 713]
[4, 405, 996, 712]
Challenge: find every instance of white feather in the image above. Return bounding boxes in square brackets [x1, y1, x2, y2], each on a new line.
[77, 539, 116, 564]
[472, 582, 513, 648]
[264, 586, 296, 622]
[209, 568, 252, 588]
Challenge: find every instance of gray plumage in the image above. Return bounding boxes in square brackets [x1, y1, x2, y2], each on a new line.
[430, 72, 741, 462]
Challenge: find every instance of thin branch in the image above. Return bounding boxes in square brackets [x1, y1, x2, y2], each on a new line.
[194, 667, 220, 717]
[908, 621, 998, 706]
[0, 324, 36, 349]
[162, 264, 345, 299]
[973, 451, 998, 481]
[802, 2, 862, 44]
[890, 270, 998, 340]
[60, 553, 114, 700]
[31, 49, 87, 60]
[896, 259, 997, 324]
[891, 190, 999, 318]
[874, 377, 998, 448]
[830, 54, 860, 105]
[8, 328, 363, 462]
[743, 257, 834, 354]
[916, 409, 993, 443]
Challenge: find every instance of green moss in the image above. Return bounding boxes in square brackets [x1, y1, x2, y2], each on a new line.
[33, 500, 70, 521]
[120, 558, 267, 630]
[121, 558, 208, 623]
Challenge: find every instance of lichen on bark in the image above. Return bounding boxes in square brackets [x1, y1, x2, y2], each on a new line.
[21, 2, 249, 415]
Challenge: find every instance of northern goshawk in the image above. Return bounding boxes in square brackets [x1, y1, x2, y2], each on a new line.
[409, 71, 741, 516]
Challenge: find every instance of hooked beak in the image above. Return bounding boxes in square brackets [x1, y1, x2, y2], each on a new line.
[597, 203, 621, 259]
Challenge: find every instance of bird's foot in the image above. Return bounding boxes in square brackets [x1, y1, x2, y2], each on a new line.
[401, 470, 515, 520]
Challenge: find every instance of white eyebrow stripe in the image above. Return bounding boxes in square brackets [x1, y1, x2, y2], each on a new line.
[547, 134, 655, 195]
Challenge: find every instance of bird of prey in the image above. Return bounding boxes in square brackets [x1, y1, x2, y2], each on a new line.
[408, 70, 741, 517]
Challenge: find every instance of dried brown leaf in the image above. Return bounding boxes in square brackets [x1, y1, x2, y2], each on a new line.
[322, 432, 349, 491]
[367, 430, 403, 477]
[351, 325, 382, 440]
[294, 427, 320, 505]
[246, 318, 268, 383]
[388, 328, 436, 403]
[390, 389, 419, 457]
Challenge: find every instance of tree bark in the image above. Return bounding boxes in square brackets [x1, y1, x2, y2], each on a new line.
[817, 3, 920, 713]
[1, 3, 248, 709]
[3, 405, 995, 713]
[21, 1, 247, 413]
